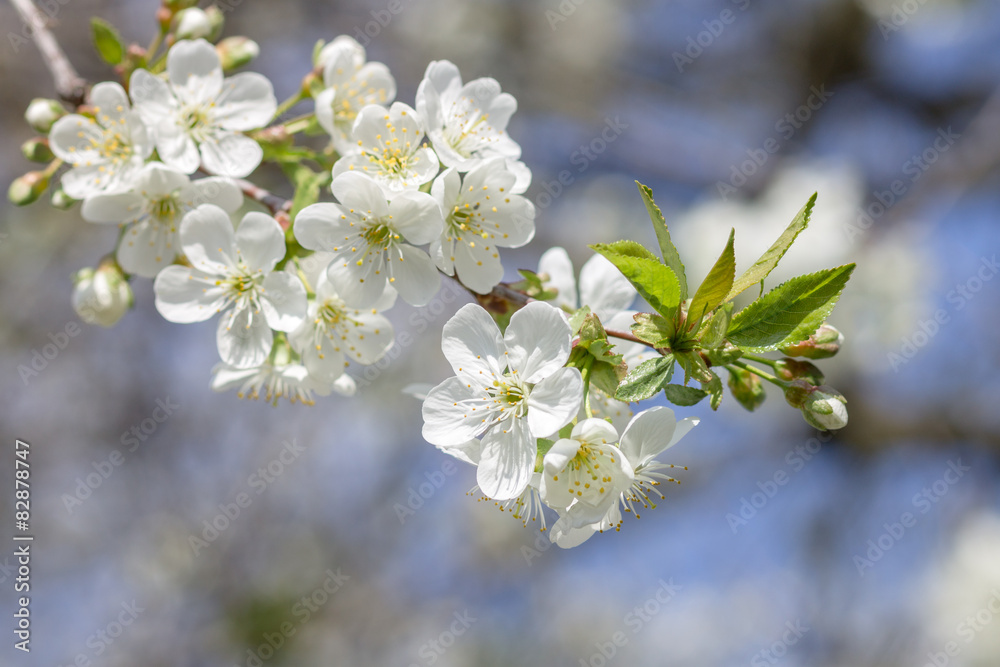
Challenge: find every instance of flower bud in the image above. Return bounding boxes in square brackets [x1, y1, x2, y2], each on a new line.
[21, 138, 54, 163]
[204, 6, 225, 41]
[800, 386, 848, 431]
[727, 367, 766, 412]
[174, 8, 212, 40]
[781, 324, 843, 359]
[51, 188, 77, 210]
[774, 358, 824, 386]
[216, 36, 259, 70]
[163, 0, 198, 11]
[24, 98, 66, 133]
[782, 379, 814, 409]
[8, 171, 50, 206]
[72, 261, 134, 327]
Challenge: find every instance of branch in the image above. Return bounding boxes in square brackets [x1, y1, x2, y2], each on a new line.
[234, 178, 292, 228]
[10, 0, 87, 105]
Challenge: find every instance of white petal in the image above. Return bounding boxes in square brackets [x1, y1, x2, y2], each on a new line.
[505, 301, 573, 383]
[325, 252, 387, 308]
[388, 190, 444, 245]
[579, 254, 637, 322]
[421, 376, 490, 446]
[341, 311, 394, 365]
[526, 367, 583, 438]
[453, 238, 505, 295]
[217, 305, 273, 369]
[619, 407, 698, 467]
[538, 247, 578, 311]
[260, 272, 307, 331]
[571, 418, 620, 446]
[167, 38, 223, 104]
[156, 126, 201, 174]
[81, 192, 145, 224]
[199, 132, 263, 177]
[89, 82, 131, 127]
[128, 69, 176, 124]
[550, 516, 599, 549]
[235, 212, 285, 272]
[153, 265, 226, 323]
[213, 72, 276, 131]
[330, 172, 390, 219]
[387, 245, 440, 307]
[179, 204, 236, 273]
[477, 418, 534, 500]
[133, 162, 191, 196]
[185, 177, 243, 211]
[49, 115, 103, 164]
[118, 218, 177, 278]
[441, 303, 506, 384]
[293, 202, 354, 252]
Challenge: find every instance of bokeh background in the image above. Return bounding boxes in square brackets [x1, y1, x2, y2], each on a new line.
[2, 0, 1000, 665]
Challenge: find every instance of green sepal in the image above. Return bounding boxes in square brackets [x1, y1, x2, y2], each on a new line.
[91, 18, 125, 65]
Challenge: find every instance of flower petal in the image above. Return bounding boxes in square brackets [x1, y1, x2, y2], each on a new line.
[579, 253, 637, 322]
[179, 204, 237, 273]
[388, 190, 444, 246]
[153, 265, 226, 323]
[128, 69, 176, 123]
[167, 38, 223, 104]
[619, 407, 698, 468]
[387, 244, 440, 307]
[260, 271, 307, 332]
[81, 192, 145, 224]
[118, 218, 177, 278]
[441, 303, 506, 383]
[184, 176, 243, 212]
[156, 126, 201, 174]
[505, 301, 573, 383]
[235, 212, 285, 273]
[477, 418, 534, 500]
[421, 376, 491, 446]
[526, 366, 583, 438]
[213, 72, 276, 131]
[216, 305, 273, 369]
[538, 247, 578, 312]
[199, 132, 263, 177]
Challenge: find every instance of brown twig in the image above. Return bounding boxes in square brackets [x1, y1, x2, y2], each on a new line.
[233, 178, 293, 229]
[9, 0, 88, 105]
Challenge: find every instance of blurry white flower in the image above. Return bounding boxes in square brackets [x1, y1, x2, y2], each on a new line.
[174, 7, 212, 40]
[421, 302, 582, 500]
[72, 262, 134, 327]
[130, 39, 276, 177]
[81, 163, 242, 278]
[415, 60, 521, 171]
[154, 205, 307, 368]
[293, 172, 443, 307]
[48, 82, 152, 198]
[314, 36, 396, 154]
[332, 102, 439, 196]
[430, 158, 536, 294]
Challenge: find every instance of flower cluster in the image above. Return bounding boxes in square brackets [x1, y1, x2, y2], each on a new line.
[420, 301, 698, 548]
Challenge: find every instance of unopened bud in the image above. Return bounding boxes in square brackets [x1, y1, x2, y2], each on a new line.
[163, 0, 198, 11]
[174, 8, 213, 40]
[302, 70, 323, 99]
[801, 386, 848, 431]
[204, 6, 225, 41]
[782, 379, 814, 409]
[217, 36, 259, 70]
[774, 358, 824, 386]
[24, 98, 66, 133]
[21, 138, 54, 163]
[8, 171, 50, 206]
[51, 188, 77, 210]
[727, 367, 765, 412]
[781, 324, 843, 359]
[72, 261, 134, 327]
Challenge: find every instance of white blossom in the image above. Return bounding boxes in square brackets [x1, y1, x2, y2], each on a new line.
[421, 302, 583, 500]
[48, 82, 152, 198]
[80, 162, 242, 278]
[130, 39, 276, 177]
[154, 205, 307, 368]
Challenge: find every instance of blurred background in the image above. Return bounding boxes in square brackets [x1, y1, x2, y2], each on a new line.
[2, 0, 1000, 665]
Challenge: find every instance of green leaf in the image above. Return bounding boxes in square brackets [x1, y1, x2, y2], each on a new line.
[615, 355, 674, 402]
[675, 351, 714, 384]
[688, 228, 736, 328]
[630, 312, 675, 347]
[590, 242, 681, 317]
[701, 302, 733, 349]
[91, 18, 125, 65]
[637, 181, 688, 301]
[566, 306, 591, 333]
[702, 373, 724, 411]
[662, 384, 708, 407]
[727, 192, 817, 302]
[727, 264, 856, 353]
